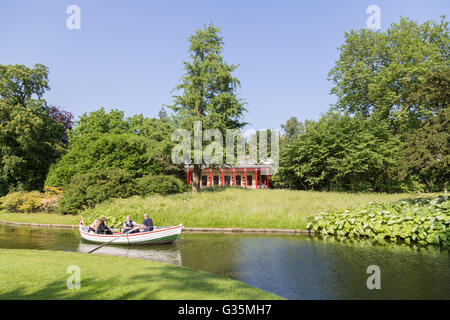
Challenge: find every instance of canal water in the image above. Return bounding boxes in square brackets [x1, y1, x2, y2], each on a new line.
[0, 223, 448, 299]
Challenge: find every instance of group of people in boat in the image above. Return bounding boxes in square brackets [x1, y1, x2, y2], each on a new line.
[88, 214, 154, 235]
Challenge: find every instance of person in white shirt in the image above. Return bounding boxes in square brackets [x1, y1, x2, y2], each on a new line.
[122, 216, 138, 234]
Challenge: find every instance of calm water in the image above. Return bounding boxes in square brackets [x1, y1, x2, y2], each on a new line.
[0, 223, 448, 299]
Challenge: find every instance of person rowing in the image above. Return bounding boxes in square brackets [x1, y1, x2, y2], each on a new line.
[122, 216, 138, 234]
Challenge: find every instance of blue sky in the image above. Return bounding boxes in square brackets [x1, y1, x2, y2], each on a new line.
[1, 0, 448, 130]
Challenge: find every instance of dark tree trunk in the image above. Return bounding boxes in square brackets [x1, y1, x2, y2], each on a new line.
[192, 164, 202, 192]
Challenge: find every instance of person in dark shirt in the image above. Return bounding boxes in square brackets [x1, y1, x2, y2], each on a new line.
[97, 217, 113, 235]
[142, 213, 153, 232]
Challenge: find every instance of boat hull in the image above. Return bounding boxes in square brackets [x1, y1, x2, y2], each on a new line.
[79, 224, 183, 245]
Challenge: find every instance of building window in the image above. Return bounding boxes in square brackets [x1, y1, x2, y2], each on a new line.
[224, 175, 230, 186]
[236, 175, 241, 186]
[213, 175, 219, 185]
[201, 175, 207, 186]
[247, 175, 252, 186]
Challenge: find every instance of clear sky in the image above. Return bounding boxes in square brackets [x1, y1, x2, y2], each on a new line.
[1, 0, 448, 130]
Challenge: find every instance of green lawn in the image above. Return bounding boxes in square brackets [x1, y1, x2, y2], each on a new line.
[0, 211, 78, 225]
[1, 189, 442, 230]
[0, 249, 282, 300]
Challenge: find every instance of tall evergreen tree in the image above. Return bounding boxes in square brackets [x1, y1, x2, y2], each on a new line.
[170, 24, 247, 192]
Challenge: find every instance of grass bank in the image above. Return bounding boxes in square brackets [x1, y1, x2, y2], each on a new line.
[1, 190, 442, 230]
[0, 249, 282, 300]
[0, 211, 78, 225]
[80, 189, 440, 229]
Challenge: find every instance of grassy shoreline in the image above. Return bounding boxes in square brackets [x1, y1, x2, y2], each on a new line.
[81, 189, 443, 229]
[0, 211, 78, 225]
[0, 249, 282, 300]
[1, 190, 443, 230]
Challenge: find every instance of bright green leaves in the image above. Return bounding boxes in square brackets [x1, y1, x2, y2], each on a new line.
[328, 17, 449, 133]
[307, 196, 450, 246]
[279, 112, 401, 192]
[0, 64, 49, 107]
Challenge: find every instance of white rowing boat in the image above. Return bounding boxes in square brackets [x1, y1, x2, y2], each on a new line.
[79, 218, 183, 245]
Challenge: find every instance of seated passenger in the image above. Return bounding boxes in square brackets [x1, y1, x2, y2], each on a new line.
[122, 216, 138, 234]
[96, 217, 113, 235]
[88, 220, 99, 233]
[142, 213, 153, 232]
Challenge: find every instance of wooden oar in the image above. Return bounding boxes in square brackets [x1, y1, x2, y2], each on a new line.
[87, 226, 141, 254]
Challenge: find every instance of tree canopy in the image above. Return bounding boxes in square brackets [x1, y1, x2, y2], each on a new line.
[46, 108, 180, 187]
[328, 17, 449, 133]
[0, 64, 65, 195]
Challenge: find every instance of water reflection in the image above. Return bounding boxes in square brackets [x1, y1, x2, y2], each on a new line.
[77, 243, 182, 266]
[0, 223, 448, 299]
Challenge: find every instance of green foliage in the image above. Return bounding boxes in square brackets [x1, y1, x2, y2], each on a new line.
[0, 192, 27, 211]
[400, 102, 449, 192]
[328, 17, 449, 132]
[280, 117, 310, 143]
[0, 64, 49, 107]
[58, 168, 137, 214]
[0, 190, 60, 213]
[307, 196, 450, 246]
[46, 133, 163, 187]
[136, 175, 186, 196]
[0, 64, 65, 195]
[279, 112, 402, 192]
[47, 108, 181, 187]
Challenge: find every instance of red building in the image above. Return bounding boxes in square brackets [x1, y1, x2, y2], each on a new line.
[185, 164, 272, 189]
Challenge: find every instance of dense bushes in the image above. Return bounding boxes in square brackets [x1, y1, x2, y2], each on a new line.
[279, 113, 403, 192]
[136, 175, 186, 196]
[45, 133, 164, 187]
[0, 187, 61, 213]
[307, 196, 449, 246]
[57, 169, 185, 214]
[58, 169, 137, 214]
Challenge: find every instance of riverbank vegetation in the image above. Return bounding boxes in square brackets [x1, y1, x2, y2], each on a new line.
[80, 189, 441, 229]
[1, 190, 443, 229]
[0, 249, 281, 299]
[0, 187, 61, 213]
[307, 196, 449, 246]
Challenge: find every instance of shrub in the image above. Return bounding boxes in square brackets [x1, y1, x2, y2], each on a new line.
[58, 168, 137, 214]
[17, 191, 43, 213]
[39, 196, 60, 212]
[307, 196, 449, 246]
[43, 186, 62, 196]
[136, 175, 185, 196]
[45, 133, 164, 187]
[0, 191, 46, 213]
[0, 192, 26, 211]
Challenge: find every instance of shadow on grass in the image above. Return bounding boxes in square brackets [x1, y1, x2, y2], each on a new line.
[199, 186, 251, 193]
[0, 264, 277, 300]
